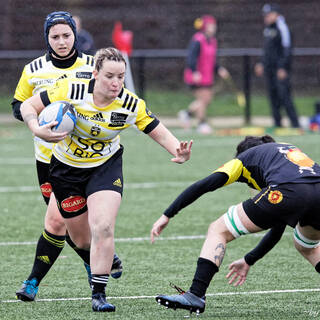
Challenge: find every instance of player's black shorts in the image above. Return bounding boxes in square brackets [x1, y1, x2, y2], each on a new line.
[243, 183, 320, 230]
[49, 146, 124, 219]
[36, 160, 52, 205]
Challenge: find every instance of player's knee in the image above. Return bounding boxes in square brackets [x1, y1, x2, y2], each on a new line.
[223, 205, 250, 239]
[293, 226, 320, 252]
[207, 217, 234, 242]
[45, 214, 66, 234]
[91, 222, 114, 240]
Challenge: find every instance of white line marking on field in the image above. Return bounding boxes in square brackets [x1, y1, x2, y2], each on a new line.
[2, 288, 320, 303]
[0, 232, 291, 246]
[0, 181, 193, 193]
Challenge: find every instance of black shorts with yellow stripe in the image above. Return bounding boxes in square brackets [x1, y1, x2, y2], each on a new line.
[49, 146, 124, 219]
[243, 183, 320, 230]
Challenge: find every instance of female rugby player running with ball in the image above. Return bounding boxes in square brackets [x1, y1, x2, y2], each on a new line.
[20, 47, 192, 312]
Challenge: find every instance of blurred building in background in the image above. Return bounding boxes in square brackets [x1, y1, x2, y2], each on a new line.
[1, 0, 319, 95]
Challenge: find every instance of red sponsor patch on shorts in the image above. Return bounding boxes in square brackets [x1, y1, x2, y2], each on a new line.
[40, 182, 52, 198]
[61, 195, 86, 212]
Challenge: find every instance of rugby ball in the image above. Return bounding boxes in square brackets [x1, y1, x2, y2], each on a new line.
[38, 101, 77, 134]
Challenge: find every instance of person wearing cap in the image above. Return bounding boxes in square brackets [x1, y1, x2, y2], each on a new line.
[179, 15, 230, 135]
[12, 11, 122, 303]
[255, 3, 300, 128]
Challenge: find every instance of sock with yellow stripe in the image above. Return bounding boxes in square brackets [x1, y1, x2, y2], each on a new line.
[27, 229, 65, 284]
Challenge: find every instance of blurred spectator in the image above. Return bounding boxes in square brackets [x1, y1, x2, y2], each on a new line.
[74, 15, 96, 55]
[255, 3, 300, 128]
[179, 15, 229, 135]
[309, 101, 320, 132]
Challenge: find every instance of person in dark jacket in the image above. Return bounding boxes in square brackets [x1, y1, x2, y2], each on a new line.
[255, 3, 300, 128]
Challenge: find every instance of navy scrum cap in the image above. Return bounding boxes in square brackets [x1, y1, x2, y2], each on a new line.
[262, 3, 281, 15]
[44, 11, 77, 54]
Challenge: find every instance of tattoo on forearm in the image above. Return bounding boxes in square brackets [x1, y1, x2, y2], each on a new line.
[23, 113, 37, 124]
[213, 243, 225, 266]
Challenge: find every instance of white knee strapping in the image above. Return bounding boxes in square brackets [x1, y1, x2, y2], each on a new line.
[223, 205, 249, 238]
[293, 227, 320, 249]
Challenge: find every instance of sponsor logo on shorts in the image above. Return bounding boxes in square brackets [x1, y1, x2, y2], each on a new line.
[40, 182, 52, 198]
[61, 195, 86, 212]
[268, 190, 283, 204]
[113, 178, 122, 187]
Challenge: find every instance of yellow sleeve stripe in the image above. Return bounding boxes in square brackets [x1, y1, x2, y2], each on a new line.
[242, 167, 262, 191]
[213, 159, 243, 185]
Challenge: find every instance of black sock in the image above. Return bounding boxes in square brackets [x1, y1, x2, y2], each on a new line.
[28, 230, 65, 284]
[92, 274, 109, 295]
[65, 234, 90, 265]
[189, 257, 219, 298]
[315, 261, 320, 273]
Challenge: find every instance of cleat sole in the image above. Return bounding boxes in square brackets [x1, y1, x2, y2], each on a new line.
[16, 293, 34, 302]
[156, 296, 204, 314]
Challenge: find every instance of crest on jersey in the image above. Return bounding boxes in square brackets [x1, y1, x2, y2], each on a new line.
[109, 112, 128, 127]
[91, 125, 101, 137]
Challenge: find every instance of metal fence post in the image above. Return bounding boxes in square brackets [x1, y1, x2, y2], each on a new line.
[137, 57, 146, 99]
[243, 54, 251, 125]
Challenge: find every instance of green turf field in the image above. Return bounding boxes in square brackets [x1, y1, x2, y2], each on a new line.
[1, 123, 320, 319]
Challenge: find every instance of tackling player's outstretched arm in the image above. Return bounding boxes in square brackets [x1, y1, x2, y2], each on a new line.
[150, 172, 228, 243]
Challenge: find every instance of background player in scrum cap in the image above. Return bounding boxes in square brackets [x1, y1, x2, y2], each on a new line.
[13, 11, 122, 302]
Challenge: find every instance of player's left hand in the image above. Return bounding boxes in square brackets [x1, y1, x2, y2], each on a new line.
[226, 258, 250, 286]
[171, 140, 193, 164]
[150, 214, 170, 243]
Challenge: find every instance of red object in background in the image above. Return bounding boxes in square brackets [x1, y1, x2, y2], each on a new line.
[112, 21, 133, 56]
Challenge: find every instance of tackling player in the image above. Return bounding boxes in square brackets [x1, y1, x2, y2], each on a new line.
[151, 135, 320, 315]
[13, 12, 122, 302]
[20, 47, 193, 312]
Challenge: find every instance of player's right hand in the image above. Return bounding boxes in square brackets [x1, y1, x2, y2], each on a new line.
[35, 121, 68, 143]
[226, 258, 250, 286]
[150, 214, 170, 243]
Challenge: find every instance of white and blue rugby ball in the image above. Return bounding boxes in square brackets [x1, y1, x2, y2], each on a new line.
[38, 101, 77, 134]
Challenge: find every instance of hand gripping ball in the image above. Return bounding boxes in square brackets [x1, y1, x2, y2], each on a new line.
[38, 101, 77, 134]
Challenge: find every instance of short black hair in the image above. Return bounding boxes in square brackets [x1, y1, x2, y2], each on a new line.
[236, 135, 275, 156]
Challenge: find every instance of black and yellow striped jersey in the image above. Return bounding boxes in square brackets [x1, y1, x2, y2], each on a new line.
[13, 52, 94, 163]
[40, 78, 159, 168]
[164, 142, 320, 218]
[214, 142, 320, 190]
